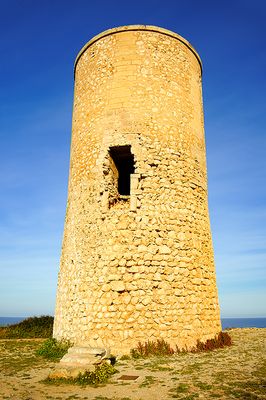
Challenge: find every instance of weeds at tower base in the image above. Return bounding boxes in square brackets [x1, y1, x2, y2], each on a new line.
[130, 338, 175, 358]
[43, 362, 118, 386]
[35, 332, 232, 364]
[130, 332, 232, 359]
[38, 332, 232, 386]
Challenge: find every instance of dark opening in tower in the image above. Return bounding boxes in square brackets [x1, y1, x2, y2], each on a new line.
[109, 146, 134, 195]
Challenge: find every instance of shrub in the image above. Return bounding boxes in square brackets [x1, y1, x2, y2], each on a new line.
[45, 362, 117, 386]
[192, 331, 232, 352]
[130, 332, 232, 359]
[36, 338, 71, 361]
[76, 362, 117, 385]
[0, 316, 54, 338]
[130, 339, 175, 359]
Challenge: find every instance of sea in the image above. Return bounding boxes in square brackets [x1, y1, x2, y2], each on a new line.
[0, 316, 266, 328]
[0, 317, 28, 326]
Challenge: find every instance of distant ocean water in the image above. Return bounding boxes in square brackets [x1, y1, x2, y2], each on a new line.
[0, 317, 27, 326]
[221, 317, 266, 329]
[0, 316, 266, 328]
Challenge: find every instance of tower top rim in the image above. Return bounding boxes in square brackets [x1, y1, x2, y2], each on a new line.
[74, 25, 202, 76]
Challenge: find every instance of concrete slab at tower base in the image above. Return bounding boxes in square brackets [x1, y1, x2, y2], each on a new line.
[48, 346, 111, 379]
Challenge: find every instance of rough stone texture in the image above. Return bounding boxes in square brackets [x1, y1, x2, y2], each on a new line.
[49, 346, 110, 378]
[53, 25, 221, 354]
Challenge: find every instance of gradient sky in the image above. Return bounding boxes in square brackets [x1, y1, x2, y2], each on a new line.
[0, 0, 265, 318]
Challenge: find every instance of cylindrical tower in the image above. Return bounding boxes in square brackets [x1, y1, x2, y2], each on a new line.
[54, 25, 221, 353]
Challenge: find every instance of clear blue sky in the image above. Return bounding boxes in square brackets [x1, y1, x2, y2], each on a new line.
[0, 0, 265, 318]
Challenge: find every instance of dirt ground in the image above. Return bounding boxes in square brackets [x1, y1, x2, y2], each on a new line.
[0, 328, 265, 400]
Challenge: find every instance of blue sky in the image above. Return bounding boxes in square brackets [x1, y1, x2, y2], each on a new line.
[0, 0, 265, 318]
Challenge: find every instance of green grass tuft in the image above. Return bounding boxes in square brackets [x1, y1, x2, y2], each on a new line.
[44, 362, 117, 386]
[36, 338, 71, 361]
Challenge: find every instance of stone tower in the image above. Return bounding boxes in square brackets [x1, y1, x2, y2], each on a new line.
[53, 25, 221, 353]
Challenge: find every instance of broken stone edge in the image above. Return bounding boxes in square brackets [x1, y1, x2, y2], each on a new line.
[48, 346, 111, 379]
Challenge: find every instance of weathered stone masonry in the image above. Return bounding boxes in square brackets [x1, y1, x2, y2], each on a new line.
[53, 25, 221, 353]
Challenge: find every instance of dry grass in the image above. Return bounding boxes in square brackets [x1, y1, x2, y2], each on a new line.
[0, 329, 265, 400]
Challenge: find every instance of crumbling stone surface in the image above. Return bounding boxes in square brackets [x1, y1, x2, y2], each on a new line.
[53, 25, 221, 353]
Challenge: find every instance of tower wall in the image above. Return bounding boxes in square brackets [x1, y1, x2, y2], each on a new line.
[53, 25, 221, 353]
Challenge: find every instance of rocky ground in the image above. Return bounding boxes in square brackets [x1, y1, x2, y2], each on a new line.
[0, 329, 265, 400]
